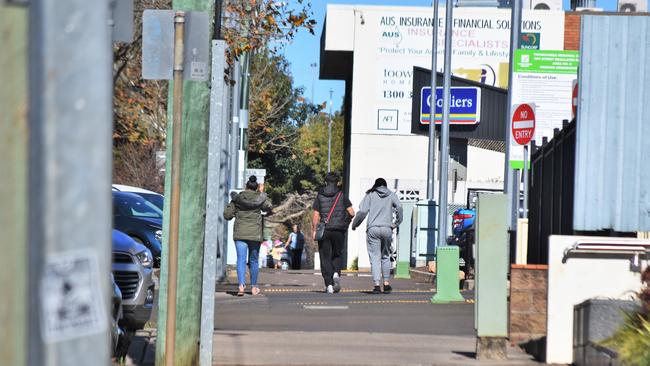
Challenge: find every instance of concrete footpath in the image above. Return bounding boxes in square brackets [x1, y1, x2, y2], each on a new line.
[213, 269, 540, 366]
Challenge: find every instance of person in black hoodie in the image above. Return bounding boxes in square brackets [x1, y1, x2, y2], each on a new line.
[312, 172, 355, 293]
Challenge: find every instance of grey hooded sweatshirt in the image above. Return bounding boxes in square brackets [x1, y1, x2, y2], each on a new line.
[351, 186, 403, 231]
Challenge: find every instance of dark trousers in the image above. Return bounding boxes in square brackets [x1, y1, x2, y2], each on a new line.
[318, 230, 345, 286]
[289, 248, 303, 270]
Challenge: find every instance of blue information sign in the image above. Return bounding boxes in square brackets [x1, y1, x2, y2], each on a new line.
[420, 87, 481, 125]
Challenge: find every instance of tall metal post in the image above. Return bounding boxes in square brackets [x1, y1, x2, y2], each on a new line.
[27, 0, 113, 364]
[504, 0, 523, 229]
[165, 11, 186, 366]
[426, 0, 440, 200]
[328, 89, 333, 172]
[200, 39, 227, 366]
[437, 0, 455, 248]
[230, 61, 241, 188]
[523, 144, 528, 218]
[214, 0, 223, 39]
[238, 52, 251, 188]
[310, 62, 317, 103]
[0, 5, 28, 365]
[230, 61, 241, 187]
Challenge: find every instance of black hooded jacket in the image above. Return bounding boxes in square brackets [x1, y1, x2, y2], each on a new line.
[313, 184, 353, 232]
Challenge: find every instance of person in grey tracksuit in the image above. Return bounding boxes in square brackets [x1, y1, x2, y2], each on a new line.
[351, 178, 403, 294]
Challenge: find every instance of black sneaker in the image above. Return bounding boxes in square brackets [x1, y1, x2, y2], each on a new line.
[372, 286, 381, 294]
[383, 284, 392, 294]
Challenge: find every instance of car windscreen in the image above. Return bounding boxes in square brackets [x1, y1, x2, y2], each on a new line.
[115, 194, 163, 219]
[138, 193, 164, 211]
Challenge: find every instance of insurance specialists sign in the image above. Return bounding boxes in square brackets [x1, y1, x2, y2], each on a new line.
[420, 86, 481, 125]
[361, 7, 565, 136]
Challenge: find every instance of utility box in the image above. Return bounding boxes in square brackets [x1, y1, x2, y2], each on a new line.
[475, 193, 508, 359]
[412, 200, 437, 267]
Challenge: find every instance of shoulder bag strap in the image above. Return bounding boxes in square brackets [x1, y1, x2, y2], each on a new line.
[325, 192, 342, 224]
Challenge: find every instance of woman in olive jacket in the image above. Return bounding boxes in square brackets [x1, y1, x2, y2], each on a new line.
[224, 176, 273, 296]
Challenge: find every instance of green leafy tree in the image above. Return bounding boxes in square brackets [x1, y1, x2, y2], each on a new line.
[297, 112, 345, 191]
[247, 50, 324, 202]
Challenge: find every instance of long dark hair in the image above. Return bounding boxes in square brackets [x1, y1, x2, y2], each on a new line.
[246, 175, 259, 191]
[366, 178, 387, 194]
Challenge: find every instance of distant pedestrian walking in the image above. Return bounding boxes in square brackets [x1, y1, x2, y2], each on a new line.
[312, 172, 355, 294]
[351, 178, 403, 294]
[285, 224, 305, 270]
[224, 176, 273, 296]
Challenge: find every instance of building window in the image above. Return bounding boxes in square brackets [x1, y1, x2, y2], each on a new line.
[397, 189, 421, 202]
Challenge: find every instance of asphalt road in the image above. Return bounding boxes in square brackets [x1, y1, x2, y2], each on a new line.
[216, 274, 475, 335]
[213, 269, 538, 366]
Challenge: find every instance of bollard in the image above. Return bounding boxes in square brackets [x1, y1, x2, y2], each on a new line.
[431, 246, 464, 303]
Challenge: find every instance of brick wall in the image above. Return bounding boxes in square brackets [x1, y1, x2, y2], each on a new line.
[509, 264, 548, 345]
[564, 13, 581, 51]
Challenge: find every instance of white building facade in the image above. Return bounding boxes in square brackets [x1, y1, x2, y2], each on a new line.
[320, 5, 566, 268]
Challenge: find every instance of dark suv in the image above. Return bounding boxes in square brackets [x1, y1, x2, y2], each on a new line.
[112, 191, 163, 266]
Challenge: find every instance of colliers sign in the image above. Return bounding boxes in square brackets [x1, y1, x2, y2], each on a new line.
[420, 86, 481, 125]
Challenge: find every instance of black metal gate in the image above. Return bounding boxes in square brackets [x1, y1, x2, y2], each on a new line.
[527, 120, 576, 264]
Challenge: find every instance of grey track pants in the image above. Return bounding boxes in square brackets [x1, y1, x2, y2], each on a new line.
[366, 226, 393, 285]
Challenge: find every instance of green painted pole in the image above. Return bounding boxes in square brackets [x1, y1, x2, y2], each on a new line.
[431, 246, 464, 303]
[156, 1, 214, 365]
[0, 6, 28, 366]
[395, 203, 415, 279]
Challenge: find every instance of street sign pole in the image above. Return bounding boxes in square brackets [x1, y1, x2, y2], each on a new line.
[436, 0, 455, 250]
[328, 89, 333, 172]
[504, 0, 523, 231]
[165, 11, 186, 366]
[511, 103, 536, 221]
[426, 0, 440, 201]
[523, 144, 528, 218]
[142, 6, 212, 365]
[432, 0, 464, 305]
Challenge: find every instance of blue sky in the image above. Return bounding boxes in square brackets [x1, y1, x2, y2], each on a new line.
[282, 0, 620, 112]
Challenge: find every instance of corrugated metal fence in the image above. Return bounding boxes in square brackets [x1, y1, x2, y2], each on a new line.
[574, 15, 650, 232]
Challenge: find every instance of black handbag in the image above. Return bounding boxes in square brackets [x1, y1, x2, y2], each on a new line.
[315, 192, 341, 241]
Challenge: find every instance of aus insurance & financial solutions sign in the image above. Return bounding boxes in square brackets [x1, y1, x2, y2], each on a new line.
[420, 87, 481, 125]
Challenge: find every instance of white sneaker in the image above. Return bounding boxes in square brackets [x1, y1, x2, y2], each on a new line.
[332, 273, 341, 293]
[326, 285, 334, 294]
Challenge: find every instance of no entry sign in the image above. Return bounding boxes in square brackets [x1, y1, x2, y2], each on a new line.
[511, 103, 536, 145]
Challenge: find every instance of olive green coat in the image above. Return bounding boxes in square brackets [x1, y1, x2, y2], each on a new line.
[223, 190, 272, 242]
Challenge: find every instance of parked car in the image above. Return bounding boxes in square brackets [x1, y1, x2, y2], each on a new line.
[113, 184, 164, 211]
[110, 274, 124, 358]
[111, 229, 155, 356]
[113, 191, 163, 266]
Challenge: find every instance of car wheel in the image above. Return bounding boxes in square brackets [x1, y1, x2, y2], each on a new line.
[114, 329, 133, 360]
